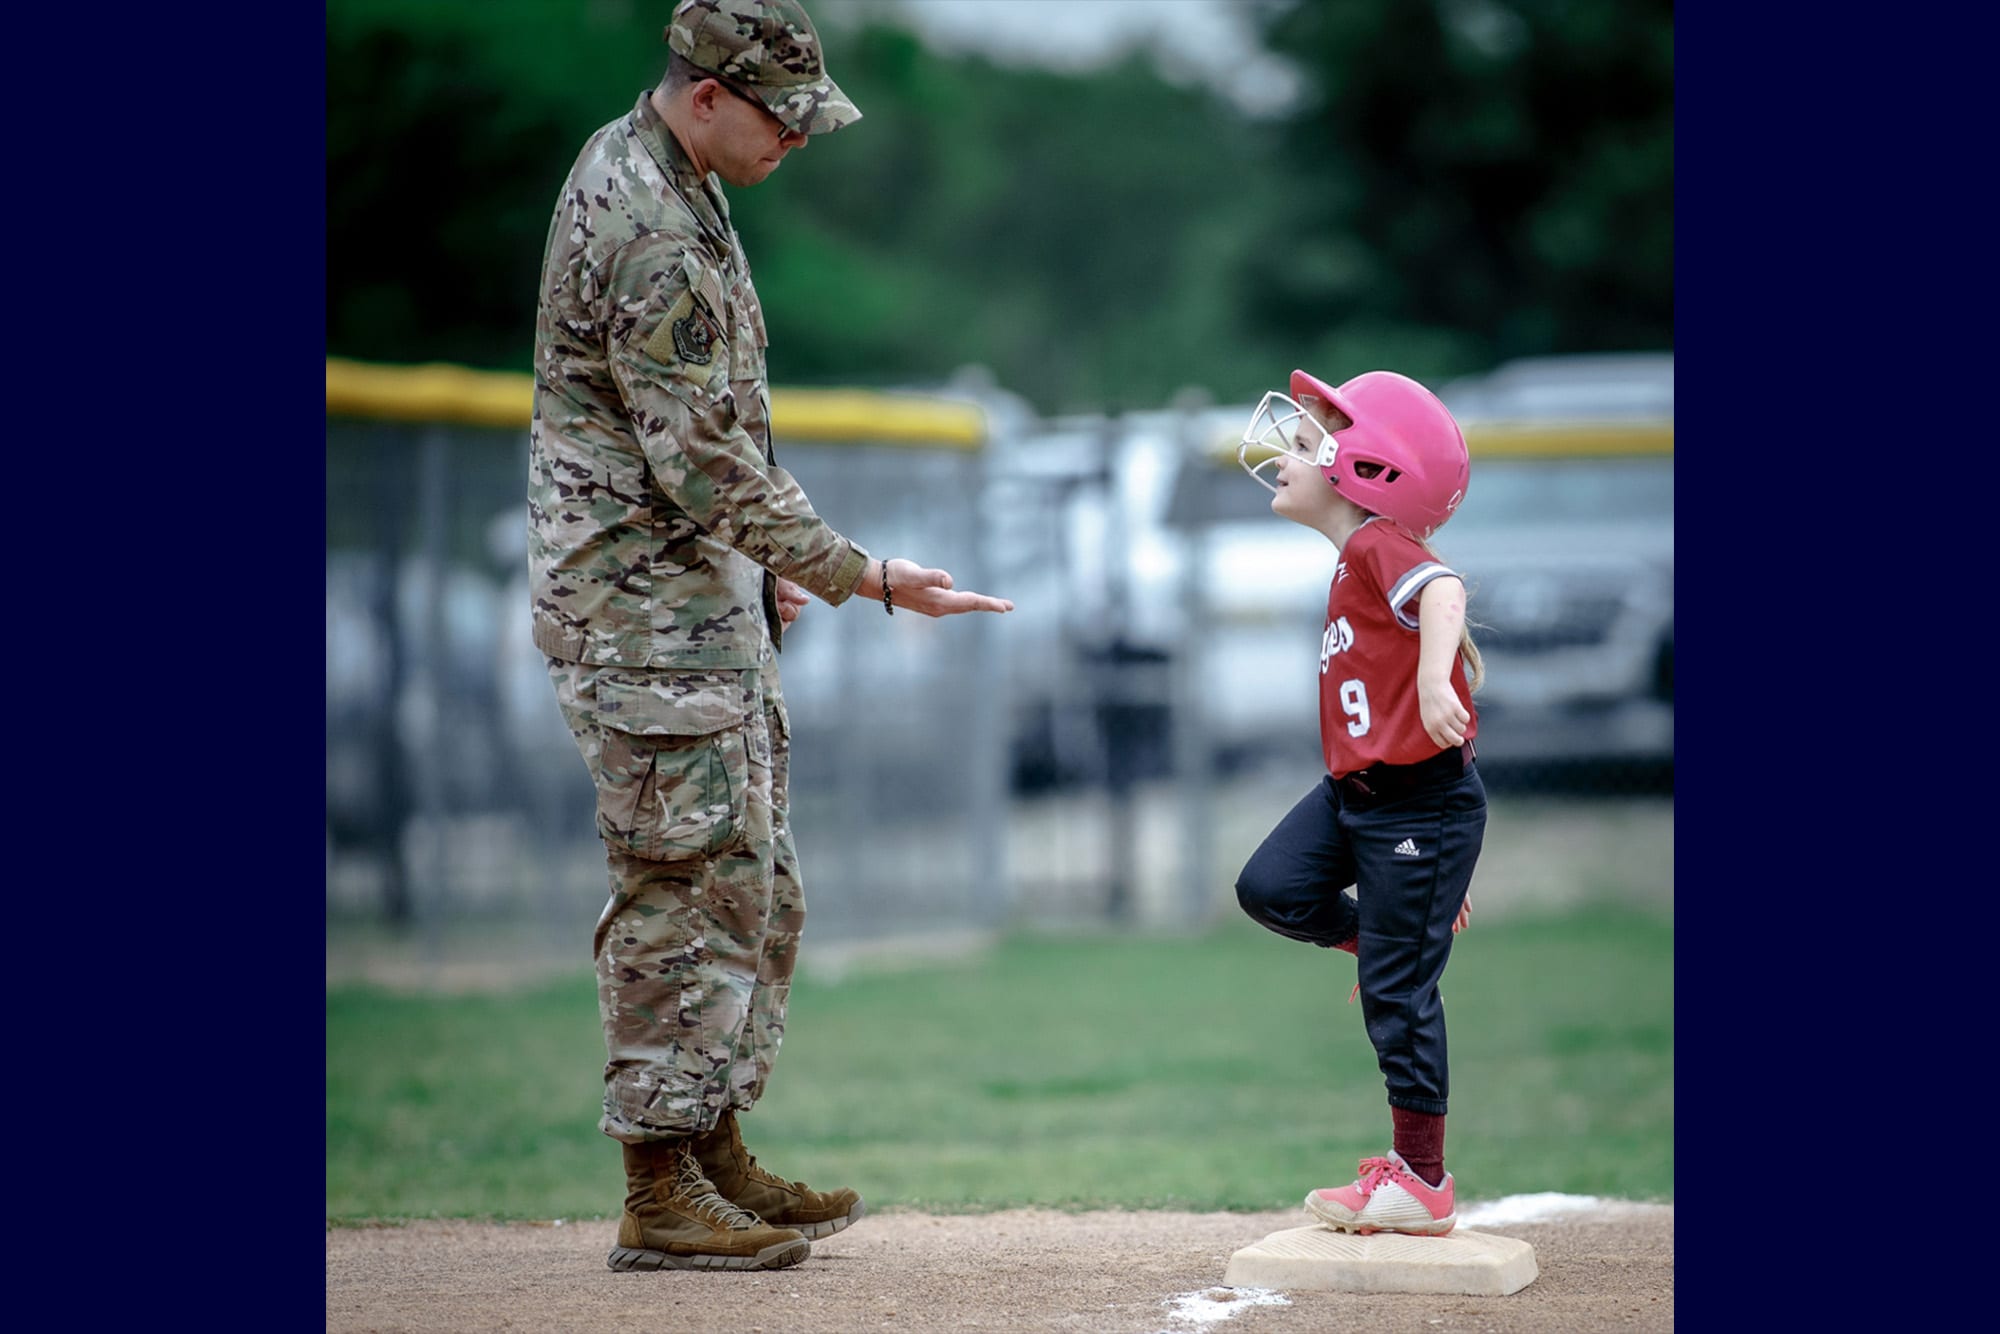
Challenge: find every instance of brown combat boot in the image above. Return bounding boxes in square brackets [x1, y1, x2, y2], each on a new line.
[692, 1110, 867, 1240]
[606, 1135, 812, 1272]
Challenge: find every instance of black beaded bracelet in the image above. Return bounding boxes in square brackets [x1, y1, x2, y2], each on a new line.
[881, 560, 895, 615]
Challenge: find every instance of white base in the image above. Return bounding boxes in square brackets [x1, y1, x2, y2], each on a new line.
[1223, 1223, 1538, 1296]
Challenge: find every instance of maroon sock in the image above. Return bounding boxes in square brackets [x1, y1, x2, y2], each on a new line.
[1391, 1107, 1446, 1188]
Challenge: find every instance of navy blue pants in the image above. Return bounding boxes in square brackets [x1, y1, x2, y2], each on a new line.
[1235, 760, 1487, 1115]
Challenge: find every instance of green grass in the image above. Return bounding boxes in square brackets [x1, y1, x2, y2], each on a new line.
[326, 905, 1672, 1220]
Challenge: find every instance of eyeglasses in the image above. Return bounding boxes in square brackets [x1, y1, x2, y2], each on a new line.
[709, 76, 802, 138]
[712, 76, 765, 112]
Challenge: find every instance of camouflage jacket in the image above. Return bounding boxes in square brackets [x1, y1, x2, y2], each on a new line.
[528, 90, 868, 669]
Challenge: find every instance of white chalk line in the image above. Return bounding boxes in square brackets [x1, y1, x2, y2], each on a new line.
[1156, 1285, 1291, 1330]
[1459, 1192, 1643, 1227]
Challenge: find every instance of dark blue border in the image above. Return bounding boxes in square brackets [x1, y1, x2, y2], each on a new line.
[93, 3, 330, 1283]
[0, 4, 327, 1307]
[1675, 6, 1983, 1324]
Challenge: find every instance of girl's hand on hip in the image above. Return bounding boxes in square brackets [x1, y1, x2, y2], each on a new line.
[1418, 678, 1469, 748]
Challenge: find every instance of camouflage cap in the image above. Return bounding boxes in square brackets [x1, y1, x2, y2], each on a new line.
[665, 0, 861, 136]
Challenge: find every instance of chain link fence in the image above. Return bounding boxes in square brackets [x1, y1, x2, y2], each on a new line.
[325, 375, 1011, 965]
[326, 357, 1672, 979]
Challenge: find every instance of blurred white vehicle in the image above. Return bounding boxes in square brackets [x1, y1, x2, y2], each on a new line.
[1150, 353, 1674, 779]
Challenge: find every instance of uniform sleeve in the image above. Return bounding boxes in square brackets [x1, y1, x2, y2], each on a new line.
[1353, 524, 1460, 631]
[601, 235, 869, 606]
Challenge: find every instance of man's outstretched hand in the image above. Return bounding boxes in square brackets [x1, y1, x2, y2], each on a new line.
[859, 558, 1013, 617]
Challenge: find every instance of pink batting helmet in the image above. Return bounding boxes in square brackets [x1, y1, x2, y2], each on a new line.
[1290, 368, 1470, 538]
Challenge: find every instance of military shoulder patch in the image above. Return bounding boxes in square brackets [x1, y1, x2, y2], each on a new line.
[670, 311, 716, 365]
[640, 250, 730, 378]
[644, 291, 722, 368]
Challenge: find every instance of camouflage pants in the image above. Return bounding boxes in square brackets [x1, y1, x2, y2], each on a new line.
[547, 658, 804, 1143]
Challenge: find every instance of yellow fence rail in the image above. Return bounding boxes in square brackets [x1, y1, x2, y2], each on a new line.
[326, 357, 988, 450]
[1218, 419, 1672, 466]
[1458, 421, 1673, 458]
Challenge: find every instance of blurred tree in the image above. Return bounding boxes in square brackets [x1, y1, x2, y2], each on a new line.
[325, 21, 577, 369]
[323, 0, 1671, 412]
[325, 1, 1286, 412]
[1246, 0, 1673, 380]
[737, 23, 1289, 412]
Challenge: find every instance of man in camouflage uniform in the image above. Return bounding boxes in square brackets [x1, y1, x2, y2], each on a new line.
[529, 0, 1012, 1273]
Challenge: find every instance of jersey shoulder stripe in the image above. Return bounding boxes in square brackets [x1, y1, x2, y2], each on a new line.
[1386, 561, 1456, 629]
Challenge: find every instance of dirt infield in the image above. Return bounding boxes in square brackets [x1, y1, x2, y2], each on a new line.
[325, 1201, 1672, 1333]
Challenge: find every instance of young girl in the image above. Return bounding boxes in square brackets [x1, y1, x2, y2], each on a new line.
[1232, 368, 1486, 1238]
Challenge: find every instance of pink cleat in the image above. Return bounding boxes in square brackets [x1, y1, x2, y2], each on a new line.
[1304, 1150, 1456, 1236]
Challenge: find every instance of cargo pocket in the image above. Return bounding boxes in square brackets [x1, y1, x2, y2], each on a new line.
[592, 670, 754, 862]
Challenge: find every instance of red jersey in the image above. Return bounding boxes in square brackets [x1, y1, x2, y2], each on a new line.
[1318, 518, 1477, 778]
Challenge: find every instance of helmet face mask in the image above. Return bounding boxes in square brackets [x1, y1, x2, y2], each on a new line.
[1237, 391, 1337, 495]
